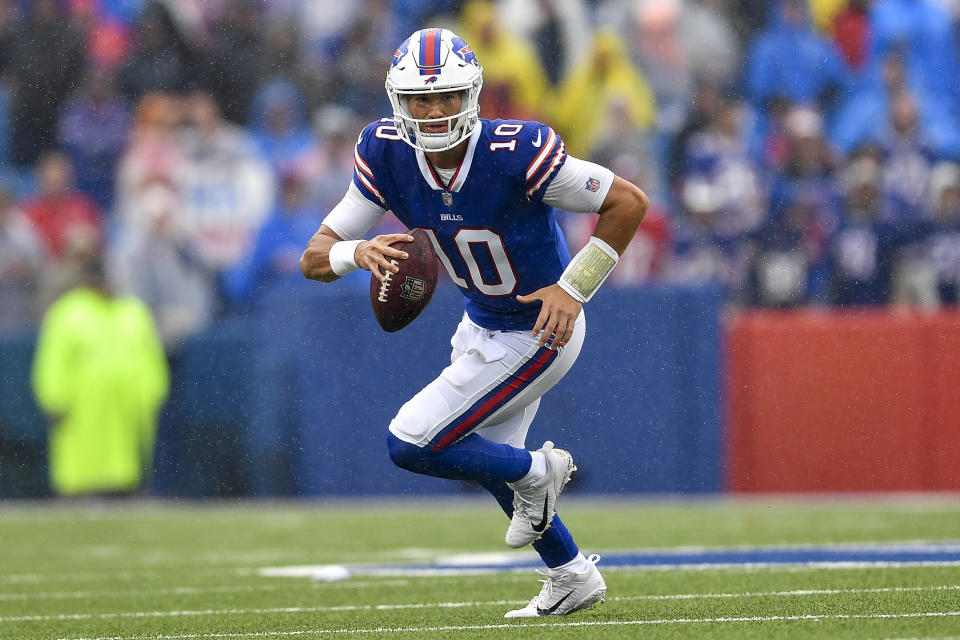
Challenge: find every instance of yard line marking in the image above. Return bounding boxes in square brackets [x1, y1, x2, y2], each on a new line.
[0, 580, 410, 601]
[873, 636, 960, 640]
[50, 611, 960, 640]
[9, 585, 960, 623]
[0, 568, 259, 584]
[616, 584, 960, 601]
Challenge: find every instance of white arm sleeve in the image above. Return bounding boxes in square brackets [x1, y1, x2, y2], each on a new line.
[321, 182, 388, 240]
[542, 155, 615, 213]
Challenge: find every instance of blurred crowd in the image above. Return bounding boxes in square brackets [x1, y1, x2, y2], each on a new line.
[3, 0, 960, 349]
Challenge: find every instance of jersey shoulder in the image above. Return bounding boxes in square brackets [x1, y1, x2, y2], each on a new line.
[480, 118, 569, 200]
[353, 118, 410, 207]
[481, 118, 563, 154]
[356, 118, 407, 158]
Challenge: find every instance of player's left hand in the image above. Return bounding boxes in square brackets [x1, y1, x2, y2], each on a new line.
[517, 284, 581, 349]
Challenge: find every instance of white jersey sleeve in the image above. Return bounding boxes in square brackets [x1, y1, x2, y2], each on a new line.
[542, 154, 615, 213]
[321, 182, 388, 241]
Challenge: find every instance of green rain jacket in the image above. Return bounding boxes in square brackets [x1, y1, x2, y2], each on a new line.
[31, 287, 169, 495]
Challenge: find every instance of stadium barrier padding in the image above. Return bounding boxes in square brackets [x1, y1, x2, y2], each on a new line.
[0, 283, 723, 497]
[726, 309, 960, 492]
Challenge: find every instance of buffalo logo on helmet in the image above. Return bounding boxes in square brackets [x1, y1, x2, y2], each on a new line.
[451, 36, 479, 66]
[392, 40, 411, 67]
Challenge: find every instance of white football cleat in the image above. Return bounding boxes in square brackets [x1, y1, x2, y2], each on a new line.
[505, 441, 575, 548]
[504, 554, 606, 618]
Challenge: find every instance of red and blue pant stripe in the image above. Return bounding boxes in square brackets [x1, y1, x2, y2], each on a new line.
[429, 346, 560, 451]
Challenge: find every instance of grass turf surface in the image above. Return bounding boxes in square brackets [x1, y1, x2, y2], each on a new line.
[1, 497, 959, 639]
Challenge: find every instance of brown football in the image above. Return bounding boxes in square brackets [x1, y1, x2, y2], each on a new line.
[370, 228, 439, 332]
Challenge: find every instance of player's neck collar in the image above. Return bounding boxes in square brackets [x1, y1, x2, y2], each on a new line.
[416, 121, 482, 193]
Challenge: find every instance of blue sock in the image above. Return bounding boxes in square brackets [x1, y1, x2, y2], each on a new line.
[476, 477, 579, 569]
[387, 432, 531, 483]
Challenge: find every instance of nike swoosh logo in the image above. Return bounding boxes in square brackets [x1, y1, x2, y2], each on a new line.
[532, 129, 542, 147]
[537, 591, 573, 616]
[531, 497, 549, 533]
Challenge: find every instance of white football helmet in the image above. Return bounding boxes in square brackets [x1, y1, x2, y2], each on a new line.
[385, 28, 483, 152]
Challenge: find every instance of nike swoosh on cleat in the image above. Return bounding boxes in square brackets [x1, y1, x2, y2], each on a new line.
[532, 129, 542, 147]
[531, 497, 549, 533]
[537, 591, 573, 616]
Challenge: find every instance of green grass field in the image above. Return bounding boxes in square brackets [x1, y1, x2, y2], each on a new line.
[2, 497, 960, 639]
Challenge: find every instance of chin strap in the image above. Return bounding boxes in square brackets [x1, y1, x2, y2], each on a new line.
[557, 236, 619, 303]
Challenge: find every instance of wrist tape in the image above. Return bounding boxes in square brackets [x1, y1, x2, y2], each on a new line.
[557, 236, 619, 303]
[329, 239, 363, 276]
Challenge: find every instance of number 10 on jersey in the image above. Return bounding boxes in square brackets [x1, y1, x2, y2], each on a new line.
[422, 228, 518, 296]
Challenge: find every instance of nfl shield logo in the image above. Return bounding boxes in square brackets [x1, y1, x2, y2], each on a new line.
[400, 276, 426, 301]
[585, 177, 601, 192]
[442, 191, 453, 206]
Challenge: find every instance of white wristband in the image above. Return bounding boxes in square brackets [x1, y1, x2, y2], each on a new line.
[329, 240, 363, 276]
[557, 236, 619, 303]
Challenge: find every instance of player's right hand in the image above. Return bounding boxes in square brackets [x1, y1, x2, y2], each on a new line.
[357, 233, 414, 282]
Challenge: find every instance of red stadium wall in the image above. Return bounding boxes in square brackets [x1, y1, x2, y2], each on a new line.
[726, 310, 960, 492]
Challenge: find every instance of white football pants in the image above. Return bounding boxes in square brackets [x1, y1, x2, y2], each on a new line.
[388, 311, 586, 450]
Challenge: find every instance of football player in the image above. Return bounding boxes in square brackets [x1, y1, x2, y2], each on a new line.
[300, 28, 648, 618]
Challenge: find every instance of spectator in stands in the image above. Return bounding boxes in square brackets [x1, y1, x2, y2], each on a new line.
[118, 1, 201, 100]
[57, 69, 132, 210]
[678, 93, 766, 241]
[678, 0, 740, 87]
[827, 155, 900, 306]
[630, 0, 694, 137]
[589, 95, 662, 200]
[667, 79, 723, 191]
[751, 190, 831, 308]
[179, 91, 274, 271]
[459, 0, 551, 121]
[673, 93, 766, 301]
[831, 0, 872, 76]
[744, 0, 848, 114]
[769, 105, 841, 239]
[31, 242, 169, 497]
[284, 0, 364, 79]
[921, 162, 960, 305]
[261, 21, 327, 117]
[830, 52, 960, 167]
[21, 151, 101, 263]
[553, 28, 655, 158]
[223, 169, 324, 306]
[868, 0, 960, 108]
[0, 0, 18, 170]
[6, 0, 86, 168]
[880, 90, 941, 221]
[115, 93, 187, 229]
[743, 0, 847, 171]
[298, 103, 362, 214]
[206, 0, 266, 125]
[665, 192, 749, 294]
[891, 161, 960, 307]
[0, 181, 43, 335]
[497, 0, 592, 87]
[327, 9, 397, 120]
[0, 0, 19, 78]
[248, 78, 313, 173]
[108, 175, 215, 353]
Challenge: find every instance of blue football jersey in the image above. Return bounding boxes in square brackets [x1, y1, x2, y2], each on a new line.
[352, 117, 572, 330]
